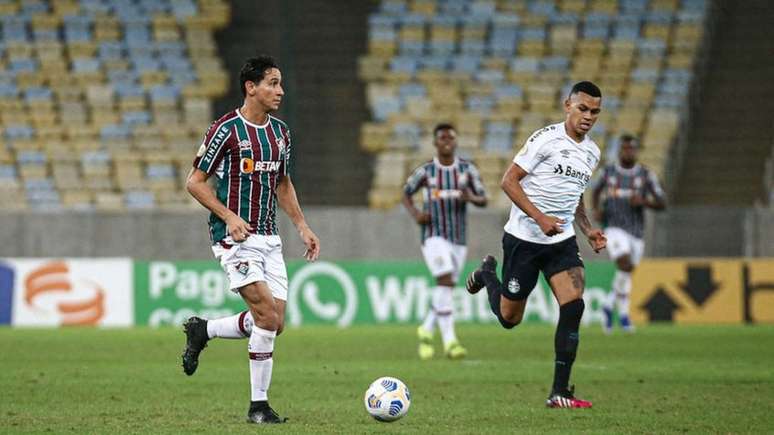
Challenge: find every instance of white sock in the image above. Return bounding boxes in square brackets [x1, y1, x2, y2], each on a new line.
[207, 311, 253, 339]
[434, 286, 457, 346]
[421, 308, 437, 333]
[248, 326, 276, 401]
[615, 271, 632, 317]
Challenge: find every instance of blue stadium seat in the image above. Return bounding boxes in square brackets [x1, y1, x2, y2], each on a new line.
[125, 190, 155, 209]
[16, 151, 47, 165]
[5, 125, 35, 140]
[122, 111, 152, 126]
[398, 82, 426, 99]
[100, 124, 132, 141]
[372, 96, 401, 121]
[475, 69, 505, 83]
[451, 55, 481, 73]
[494, 84, 523, 100]
[170, 0, 198, 21]
[419, 56, 449, 70]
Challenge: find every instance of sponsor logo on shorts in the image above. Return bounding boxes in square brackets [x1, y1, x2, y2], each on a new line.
[236, 261, 249, 275]
[508, 278, 520, 294]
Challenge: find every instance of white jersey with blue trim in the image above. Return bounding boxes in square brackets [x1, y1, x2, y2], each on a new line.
[504, 122, 601, 245]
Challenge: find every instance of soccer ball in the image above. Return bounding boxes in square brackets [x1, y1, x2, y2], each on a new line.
[363, 377, 411, 422]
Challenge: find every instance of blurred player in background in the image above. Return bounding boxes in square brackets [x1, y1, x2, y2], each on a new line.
[466, 82, 606, 408]
[182, 55, 320, 424]
[402, 123, 487, 360]
[591, 135, 666, 333]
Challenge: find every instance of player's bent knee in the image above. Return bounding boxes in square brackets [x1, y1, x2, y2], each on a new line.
[250, 307, 279, 331]
[499, 304, 524, 327]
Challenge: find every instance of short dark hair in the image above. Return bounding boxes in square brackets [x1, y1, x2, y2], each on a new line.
[619, 134, 641, 148]
[569, 81, 602, 98]
[239, 55, 280, 97]
[433, 123, 455, 136]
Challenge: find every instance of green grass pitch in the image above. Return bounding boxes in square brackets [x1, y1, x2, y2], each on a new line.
[1, 324, 772, 434]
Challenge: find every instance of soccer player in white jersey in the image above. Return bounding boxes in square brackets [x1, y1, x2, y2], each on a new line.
[403, 123, 487, 360]
[591, 134, 665, 333]
[466, 81, 607, 408]
[181, 55, 320, 424]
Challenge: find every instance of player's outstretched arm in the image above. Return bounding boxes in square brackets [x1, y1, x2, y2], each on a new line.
[574, 193, 606, 253]
[277, 175, 320, 261]
[501, 163, 564, 236]
[185, 167, 252, 242]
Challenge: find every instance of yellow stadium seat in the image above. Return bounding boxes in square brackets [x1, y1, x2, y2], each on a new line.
[518, 40, 546, 57]
[643, 24, 671, 41]
[667, 52, 694, 69]
[650, 0, 678, 11]
[589, 0, 617, 13]
[61, 190, 93, 208]
[95, 192, 124, 211]
[559, 0, 587, 13]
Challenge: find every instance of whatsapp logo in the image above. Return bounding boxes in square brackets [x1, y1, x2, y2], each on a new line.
[287, 262, 358, 327]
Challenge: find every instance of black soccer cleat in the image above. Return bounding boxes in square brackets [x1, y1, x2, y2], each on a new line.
[181, 316, 209, 376]
[465, 255, 497, 295]
[247, 404, 288, 424]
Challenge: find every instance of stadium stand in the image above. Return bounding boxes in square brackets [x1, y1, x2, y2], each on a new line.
[0, 0, 230, 211]
[359, 0, 709, 209]
[673, 0, 774, 206]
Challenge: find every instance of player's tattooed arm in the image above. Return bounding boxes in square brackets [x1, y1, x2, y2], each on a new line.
[277, 175, 320, 261]
[575, 194, 606, 253]
[574, 193, 594, 236]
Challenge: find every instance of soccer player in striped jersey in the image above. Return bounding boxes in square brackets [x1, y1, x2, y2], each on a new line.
[591, 135, 666, 334]
[181, 55, 320, 424]
[465, 82, 607, 408]
[403, 123, 487, 360]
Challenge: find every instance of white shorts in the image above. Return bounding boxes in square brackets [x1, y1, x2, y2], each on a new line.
[421, 236, 467, 283]
[211, 234, 288, 301]
[604, 227, 645, 266]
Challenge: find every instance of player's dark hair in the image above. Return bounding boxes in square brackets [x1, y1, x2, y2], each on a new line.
[433, 123, 455, 136]
[240, 55, 280, 97]
[569, 81, 602, 98]
[619, 133, 641, 148]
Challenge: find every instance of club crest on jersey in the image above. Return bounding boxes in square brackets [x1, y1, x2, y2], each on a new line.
[507, 278, 520, 294]
[238, 139, 252, 151]
[276, 138, 286, 154]
[236, 261, 249, 276]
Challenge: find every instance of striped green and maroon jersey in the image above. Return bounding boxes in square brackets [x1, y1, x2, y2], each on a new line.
[192, 109, 292, 243]
[404, 157, 486, 245]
